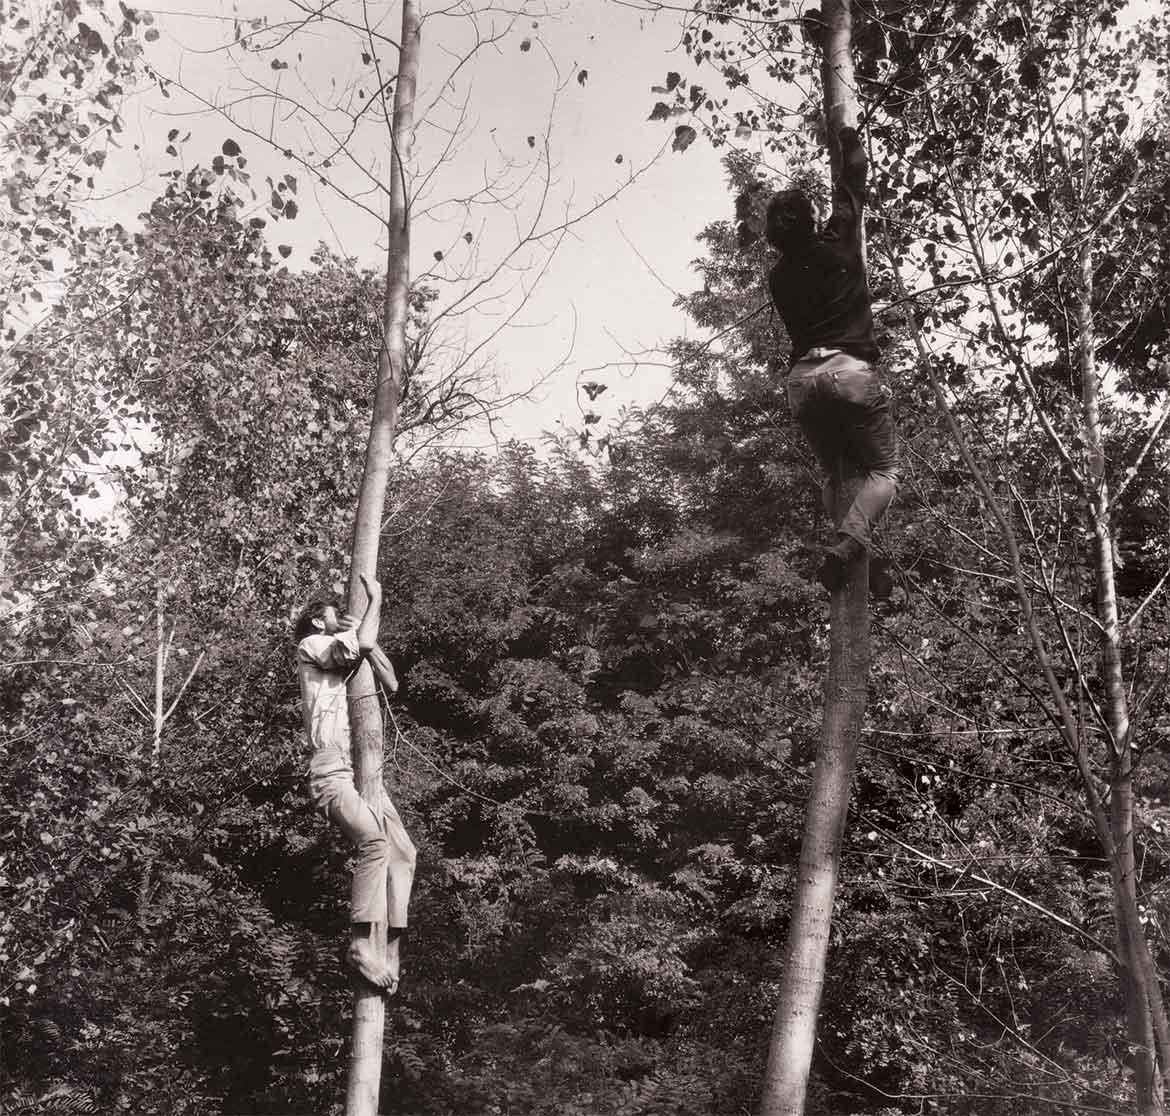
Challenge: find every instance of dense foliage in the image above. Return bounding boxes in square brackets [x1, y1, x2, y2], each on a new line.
[2, 1, 1168, 1114]
[2, 189, 1166, 1114]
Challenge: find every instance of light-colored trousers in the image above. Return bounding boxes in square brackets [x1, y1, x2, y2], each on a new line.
[309, 747, 416, 926]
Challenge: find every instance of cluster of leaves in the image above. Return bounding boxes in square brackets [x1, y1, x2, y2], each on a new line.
[4, 167, 1166, 1114]
[0, 0, 147, 340]
[640, 0, 1170, 1107]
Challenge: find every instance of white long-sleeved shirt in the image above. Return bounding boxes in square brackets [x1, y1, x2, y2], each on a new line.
[297, 629, 360, 753]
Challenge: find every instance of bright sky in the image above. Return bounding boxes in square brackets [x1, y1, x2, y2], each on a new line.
[88, 1, 738, 451]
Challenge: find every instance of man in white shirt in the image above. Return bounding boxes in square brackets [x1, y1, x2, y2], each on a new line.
[295, 574, 415, 994]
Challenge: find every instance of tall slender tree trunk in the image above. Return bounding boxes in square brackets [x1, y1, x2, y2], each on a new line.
[344, 4, 421, 1114]
[1077, 235, 1168, 1116]
[759, 528, 868, 1116]
[1071, 31, 1167, 1106]
[759, 4, 866, 1114]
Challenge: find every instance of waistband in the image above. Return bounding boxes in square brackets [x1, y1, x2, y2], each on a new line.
[308, 744, 352, 776]
[789, 347, 878, 373]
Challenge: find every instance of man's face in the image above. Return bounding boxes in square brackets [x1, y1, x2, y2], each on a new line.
[779, 203, 813, 232]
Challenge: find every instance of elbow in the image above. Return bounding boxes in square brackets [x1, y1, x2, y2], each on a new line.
[357, 636, 377, 654]
[841, 160, 867, 195]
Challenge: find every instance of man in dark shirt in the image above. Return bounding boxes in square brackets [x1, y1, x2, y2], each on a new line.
[766, 124, 897, 592]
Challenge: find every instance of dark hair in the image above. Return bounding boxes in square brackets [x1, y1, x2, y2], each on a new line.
[765, 188, 815, 248]
[293, 597, 340, 642]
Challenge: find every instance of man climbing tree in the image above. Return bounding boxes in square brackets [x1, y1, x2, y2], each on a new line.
[766, 123, 897, 592]
[758, 4, 878, 1115]
[294, 574, 416, 995]
[342, 2, 420, 1106]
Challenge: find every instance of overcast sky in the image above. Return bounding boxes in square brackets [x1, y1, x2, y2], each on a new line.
[85, 1, 742, 451]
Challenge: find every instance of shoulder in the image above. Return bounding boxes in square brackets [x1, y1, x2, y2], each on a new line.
[297, 634, 329, 666]
[298, 630, 360, 667]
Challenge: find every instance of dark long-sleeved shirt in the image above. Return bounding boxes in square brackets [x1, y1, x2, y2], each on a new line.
[768, 128, 879, 365]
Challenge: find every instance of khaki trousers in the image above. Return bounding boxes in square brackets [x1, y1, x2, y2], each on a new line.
[309, 747, 416, 926]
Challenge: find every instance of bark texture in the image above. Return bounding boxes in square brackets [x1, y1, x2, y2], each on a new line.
[758, 485, 869, 1116]
[344, 4, 421, 1114]
[759, 9, 866, 1113]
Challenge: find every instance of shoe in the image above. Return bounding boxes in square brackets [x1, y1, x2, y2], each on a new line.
[870, 557, 894, 600]
[817, 535, 864, 593]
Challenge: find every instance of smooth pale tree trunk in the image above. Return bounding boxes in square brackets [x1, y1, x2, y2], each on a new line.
[759, 4, 866, 1115]
[149, 589, 204, 763]
[1077, 227, 1168, 1115]
[1071, 30, 1167, 1105]
[759, 481, 869, 1116]
[344, 4, 421, 1114]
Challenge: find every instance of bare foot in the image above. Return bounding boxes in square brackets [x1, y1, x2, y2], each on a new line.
[386, 930, 404, 990]
[347, 938, 397, 995]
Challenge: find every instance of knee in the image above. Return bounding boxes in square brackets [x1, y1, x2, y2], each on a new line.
[866, 455, 898, 486]
[378, 825, 416, 871]
[359, 832, 391, 865]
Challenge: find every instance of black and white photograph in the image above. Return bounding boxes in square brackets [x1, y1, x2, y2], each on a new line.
[2, 1, 1168, 1113]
